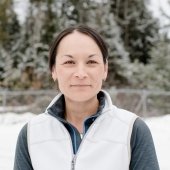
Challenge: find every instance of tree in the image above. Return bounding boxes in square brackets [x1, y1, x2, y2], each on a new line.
[0, 0, 162, 89]
[110, 0, 159, 64]
[124, 34, 170, 90]
[0, 0, 21, 87]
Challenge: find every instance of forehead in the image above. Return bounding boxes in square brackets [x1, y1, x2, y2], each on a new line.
[57, 31, 100, 51]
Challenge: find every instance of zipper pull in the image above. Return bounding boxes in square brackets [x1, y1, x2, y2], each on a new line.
[71, 156, 76, 170]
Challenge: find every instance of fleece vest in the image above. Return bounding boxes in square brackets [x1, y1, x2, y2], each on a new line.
[27, 90, 138, 170]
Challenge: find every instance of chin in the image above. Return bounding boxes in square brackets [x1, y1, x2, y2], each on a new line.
[65, 90, 99, 103]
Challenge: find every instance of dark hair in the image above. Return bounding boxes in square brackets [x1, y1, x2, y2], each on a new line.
[49, 25, 108, 72]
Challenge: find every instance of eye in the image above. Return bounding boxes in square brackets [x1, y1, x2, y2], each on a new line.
[87, 60, 98, 64]
[63, 60, 75, 64]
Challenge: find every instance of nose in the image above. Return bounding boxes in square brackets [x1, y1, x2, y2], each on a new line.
[73, 64, 88, 79]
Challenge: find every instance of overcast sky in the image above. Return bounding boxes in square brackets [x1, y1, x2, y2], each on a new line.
[149, 0, 170, 25]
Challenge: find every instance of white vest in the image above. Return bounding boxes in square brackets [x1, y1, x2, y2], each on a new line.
[27, 90, 138, 170]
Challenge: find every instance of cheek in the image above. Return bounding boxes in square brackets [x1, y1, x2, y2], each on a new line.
[93, 67, 106, 80]
[56, 68, 71, 84]
[95, 77, 103, 85]
[91, 72, 104, 86]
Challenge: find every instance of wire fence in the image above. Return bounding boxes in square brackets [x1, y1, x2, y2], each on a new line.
[0, 88, 170, 117]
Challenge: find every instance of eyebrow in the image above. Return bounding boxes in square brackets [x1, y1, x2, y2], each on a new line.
[62, 54, 98, 58]
[62, 55, 73, 58]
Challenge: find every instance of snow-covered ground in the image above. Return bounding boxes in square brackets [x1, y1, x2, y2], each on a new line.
[0, 113, 169, 170]
[0, 113, 35, 170]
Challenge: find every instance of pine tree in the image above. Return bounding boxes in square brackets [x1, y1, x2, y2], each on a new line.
[0, 0, 21, 87]
[110, 0, 159, 64]
[0, 0, 161, 89]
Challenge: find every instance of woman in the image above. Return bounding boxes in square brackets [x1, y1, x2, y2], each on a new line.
[14, 25, 159, 170]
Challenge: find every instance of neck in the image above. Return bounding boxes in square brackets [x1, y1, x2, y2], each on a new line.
[64, 96, 99, 133]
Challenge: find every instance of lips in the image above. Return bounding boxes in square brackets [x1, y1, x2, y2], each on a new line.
[70, 84, 91, 87]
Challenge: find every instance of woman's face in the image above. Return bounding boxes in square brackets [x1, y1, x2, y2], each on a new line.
[52, 31, 108, 102]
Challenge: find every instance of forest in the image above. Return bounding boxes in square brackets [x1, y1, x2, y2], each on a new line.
[0, 0, 170, 90]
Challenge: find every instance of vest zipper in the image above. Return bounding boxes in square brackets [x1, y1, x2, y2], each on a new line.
[69, 109, 109, 169]
[71, 155, 76, 170]
[47, 108, 111, 170]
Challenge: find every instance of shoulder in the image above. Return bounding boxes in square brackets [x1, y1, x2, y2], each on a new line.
[130, 118, 160, 169]
[28, 113, 47, 124]
[14, 123, 34, 169]
[17, 123, 28, 143]
[15, 123, 30, 155]
[131, 117, 152, 144]
[109, 106, 138, 127]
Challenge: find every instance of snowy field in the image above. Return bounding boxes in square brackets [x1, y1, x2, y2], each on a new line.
[0, 113, 170, 170]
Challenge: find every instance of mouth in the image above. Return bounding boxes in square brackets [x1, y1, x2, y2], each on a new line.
[70, 85, 91, 87]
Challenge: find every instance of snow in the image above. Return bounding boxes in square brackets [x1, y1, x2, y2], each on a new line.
[145, 115, 170, 170]
[0, 113, 169, 170]
[0, 113, 35, 170]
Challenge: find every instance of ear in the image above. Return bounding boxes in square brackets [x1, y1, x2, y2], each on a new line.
[103, 61, 108, 81]
[51, 66, 57, 81]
